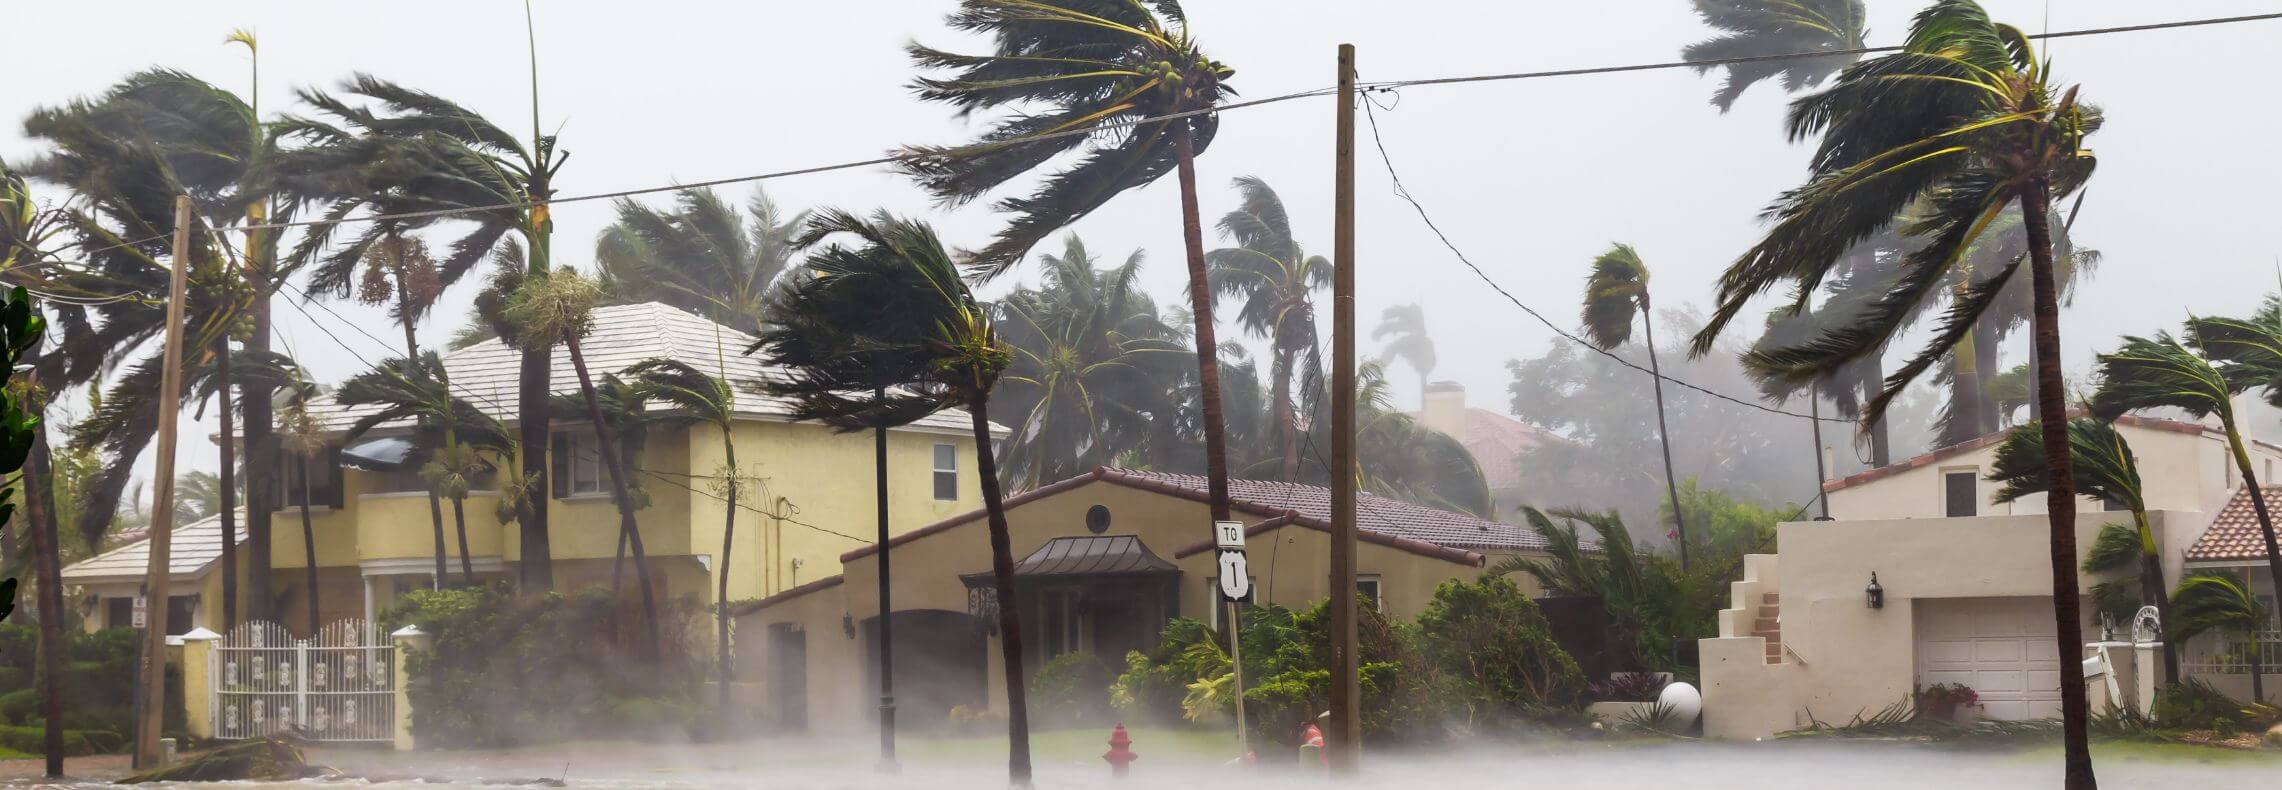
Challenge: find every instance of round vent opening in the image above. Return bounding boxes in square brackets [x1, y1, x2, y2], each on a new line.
[1085, 504, 1112, 534]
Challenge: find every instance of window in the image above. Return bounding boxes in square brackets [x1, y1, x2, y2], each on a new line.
[1357, 576, 1384, 613]
[105, 597, 130, 629]
[1943, 470, 1978, 517]
[551, 430, 607, 497]
[275, 448, 343, 509]
[932, 443, 959, 501]
[2100, 497, 2129, 512]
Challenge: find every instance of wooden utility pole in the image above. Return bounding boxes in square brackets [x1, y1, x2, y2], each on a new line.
[132, 195, 193, 769]
[1326, 42, 1362, 774]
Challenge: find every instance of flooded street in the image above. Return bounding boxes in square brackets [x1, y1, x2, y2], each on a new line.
[10, 736, 2270, 788]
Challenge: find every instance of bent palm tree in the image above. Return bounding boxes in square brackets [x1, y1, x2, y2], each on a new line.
[335, 352, 510, 587]
[2184, 307, 2282, 625]
[1582, 243, 1689, 569]
[596, 186, 803, 333]
[625, 356, 744, 714]
[1682, 0, 1869, 112]
[1689, 5, 2103, 782]
[902, 0, 1244, 533]
[1208, 177, 1328, 482]
[759, 210, 1031, 784]
[1988, 418, 2176, 683]
[2089, 333, 2282, 629]
[274, 371, 328, 635]
[2170, 572, 2269, 703]
[1373, 304, 1436, 399]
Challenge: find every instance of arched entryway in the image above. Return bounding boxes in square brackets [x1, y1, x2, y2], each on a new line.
[861, 609, 986, 732]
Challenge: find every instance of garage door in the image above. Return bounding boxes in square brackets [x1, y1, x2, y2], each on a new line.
[1916, 597, 2062, 720]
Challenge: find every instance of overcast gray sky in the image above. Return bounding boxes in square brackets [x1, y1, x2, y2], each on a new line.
[10, 1, 2281, 483]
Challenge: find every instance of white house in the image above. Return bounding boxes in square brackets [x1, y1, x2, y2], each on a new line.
[1701, 413, 2282, 740]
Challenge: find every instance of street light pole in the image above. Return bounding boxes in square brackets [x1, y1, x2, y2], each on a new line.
[1326, 42, 1362, 775]
[132, 195, 193, 769]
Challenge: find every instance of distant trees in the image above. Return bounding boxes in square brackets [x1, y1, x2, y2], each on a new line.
[1682, 0, 1867, 112]
[1208, 177, 1329, 482]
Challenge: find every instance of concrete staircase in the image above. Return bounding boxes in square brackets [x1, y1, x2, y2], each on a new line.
[1752, 594, 1784, 664]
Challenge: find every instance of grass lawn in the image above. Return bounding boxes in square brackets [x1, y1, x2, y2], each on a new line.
[901, 725, 1241, 765]
[0, 746, 34, 761]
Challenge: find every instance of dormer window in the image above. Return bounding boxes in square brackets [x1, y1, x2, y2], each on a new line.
[1943, 469, 1978, 517]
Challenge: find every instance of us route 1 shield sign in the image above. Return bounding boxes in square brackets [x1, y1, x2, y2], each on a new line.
[1217, 551, 1251, 600]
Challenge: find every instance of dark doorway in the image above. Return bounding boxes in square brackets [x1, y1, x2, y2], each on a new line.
[766, 624, 808, 731]
[863, 610, 986, 732]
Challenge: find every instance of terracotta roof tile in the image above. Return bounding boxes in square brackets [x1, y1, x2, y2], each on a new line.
[2188, 486, 2282, 562]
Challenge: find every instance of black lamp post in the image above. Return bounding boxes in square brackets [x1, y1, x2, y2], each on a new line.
[1866, 572, 1885, 609]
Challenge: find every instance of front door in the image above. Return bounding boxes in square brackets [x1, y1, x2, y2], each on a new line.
[767, 624, 808, 731]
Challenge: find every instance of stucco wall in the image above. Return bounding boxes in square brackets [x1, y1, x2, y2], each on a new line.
[1825, 421, 2282, 523]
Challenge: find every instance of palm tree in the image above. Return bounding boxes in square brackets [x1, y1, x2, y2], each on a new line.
[995, 236, 1186, 489]
[1347, 361, 1489, 515]
[0, 165, 71, 777]
[1487, 507, 1684, 672]
[625, 357, 742, 714]
[1582, 243, 1690, 569]
[223, 27, 290, 627]
[1373, 304, 1436, 399]
[335, 352, 509, 587]
[2089, 333, 2282, 624]
[172, 471, 227, 523]
[273, 371, 327, 636]
[1689, 5, 2103, 782]
[276, 73, 566, 590]
[1682, 0, 1868, 112]
[595, 186, 804, 333]
[2184, 306, 2282, 624]
[505, 269, 660, 651]
[757, 209, 1032, 784]
[902, 0, 1244, 535]
[1987, 418, 2176, 684]
[1207, 177, 1328, 482]
[546, 371, 657, 589]
[2170, 572, 2270, 703]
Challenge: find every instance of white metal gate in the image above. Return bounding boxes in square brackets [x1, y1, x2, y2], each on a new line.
[213, 620, 395, 743]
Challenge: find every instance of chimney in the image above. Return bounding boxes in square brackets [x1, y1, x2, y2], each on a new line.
[1421, 381, 1466, 437]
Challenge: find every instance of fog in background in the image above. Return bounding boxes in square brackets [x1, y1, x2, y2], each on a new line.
[8, 1, 2281, 525]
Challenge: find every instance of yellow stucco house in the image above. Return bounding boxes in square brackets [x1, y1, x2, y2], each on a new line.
[732, 466, 1565, 734]
[64, 302, 995, 635]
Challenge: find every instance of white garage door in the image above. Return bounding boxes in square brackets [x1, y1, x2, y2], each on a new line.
[1916, 597, 2062, 720]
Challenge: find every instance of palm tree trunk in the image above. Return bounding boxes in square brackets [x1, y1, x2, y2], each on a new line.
[1972, 321, 2000, 433]
[518, 344, 553, 593]
[2223, 435, 2282, 653]
[968, 393, 1031, 786]
[216, 340, 239, 630]
[23, 388, 68, 777]
[1638, 305, 1689, 571]
[1865, 355, 1892, 467]
[451, 495, 474, 585]
[427, 491, 447, 590]
[2020, 179, 2096, 790]
[567, 337, 661, 660]
[300, 473, 318, 637]
[716, 434, 738, 718]
[2249, 622, 2266, 704]
[1174, 126, 1233, 524]
[1946, 328, 1986, 446]
[244, 205, 277, 626]
[872, 399, 896, 768]
[2132, 511, 2178, 685]
[1272, 345, 1298, 482]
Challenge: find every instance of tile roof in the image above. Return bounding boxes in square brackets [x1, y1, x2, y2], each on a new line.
[62, 511, 245, 584]
[1411, 407, 1559, 493]
[2187, 486, 2282, 562]
[303, 301, 984, 435]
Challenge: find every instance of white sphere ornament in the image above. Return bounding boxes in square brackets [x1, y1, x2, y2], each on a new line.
[1658, 681, 1704, 726]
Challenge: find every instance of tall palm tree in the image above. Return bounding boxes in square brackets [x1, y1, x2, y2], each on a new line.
[1682, 0, 1868, 112]
[2088, 333, 2282, 625]
[2183, 305, 2282, 624]
[276, 73, 566, 591]
[1582, 243, 1690, 569]
[595, 186, 804, 333]
[1689, 5, 2103, 782]
[1987, 418, 2176, 684]
[273, 371, 327, 636]
[625, 357, 742, 714]
[902, 0, 1243, 534]
[2170, 572, 2269, 704]
[757, 209, 1032, 784]
[223, 27, 290, 627]
[335, 352, 509, 587]
[1373, 303, 1436, 400]
[1487, 507, 1684, 672]
[505, 269, 660, 651]
[995, 236, 1185, 489]
[547, 371, 657, 590]
[1207, 176, 1328, 482]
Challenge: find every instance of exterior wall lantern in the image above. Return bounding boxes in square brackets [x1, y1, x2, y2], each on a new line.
[1865, 572, 1884, 610]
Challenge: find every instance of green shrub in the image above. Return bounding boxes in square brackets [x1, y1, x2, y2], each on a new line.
[1028, 651, 1113, 728]
[2153, 678, 2252, 734]
[1109, 618, 1220, 725]
[0, 723, 121, 756]
[0, 688, 32, 725]
[1416, 576, 1587, 717]
[394, 583, 706, 748]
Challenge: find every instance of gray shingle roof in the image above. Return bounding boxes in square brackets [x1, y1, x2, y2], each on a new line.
[62, 511, 244, 584]
[304, 301, 984, 435]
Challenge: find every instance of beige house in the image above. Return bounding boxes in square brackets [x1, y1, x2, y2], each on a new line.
[1702, 413, 2282, 739]
[732, 466, 1561, 734]
[63, 302, 994, 636]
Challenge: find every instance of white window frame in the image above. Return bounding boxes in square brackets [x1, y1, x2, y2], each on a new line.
[1941, 467, 1979, 517]
[1357, 575, 1385, 613]
[564, 431, 607, 497]
[931, 443, 959, 501]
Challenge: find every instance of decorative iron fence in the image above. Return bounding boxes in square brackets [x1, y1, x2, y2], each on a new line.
[2180, 629, 2282, 676]
[213, 620, 395, 743]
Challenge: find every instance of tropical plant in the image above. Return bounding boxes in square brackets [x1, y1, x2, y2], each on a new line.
[994, 236, 1185, 489]
[277, 68, 567, 590]
[548, 371, 657, 590]
[2089, 333, 2282, 628]
[1987, 418, 2176, 684]
[2185, 304, 2282, 620]
[0, 286, 54, 772]
[1373, 303, 1435, 399]
[1688, 4, 2104, 781]
[1489, 508, 1695, 673]
[902, 0, 1245, 561]
[1208, 177, 1328, 482]
[2170, 572, 2270, 704]
[1343, 361, 1489, 516]
[1682, 0, 1868, 112]
[624, 356, 744, 714]
[752, 209, 1030, 781]
[1580, 243, 1692, 567]
[595, 186, 803, 333]
[171, 471, 227, 524]
[505, 269, 659, 652]
[1414, 575, 1587, 715]
[335, 352, 509, 587]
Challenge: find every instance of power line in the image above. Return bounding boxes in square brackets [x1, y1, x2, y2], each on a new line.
[1357, 97, 1850, 424]
[635, 465, 870, 545]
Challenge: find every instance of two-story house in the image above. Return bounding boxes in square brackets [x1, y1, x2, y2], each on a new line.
[1700, 412, 2282, 739]
[64, 302, 998, 635]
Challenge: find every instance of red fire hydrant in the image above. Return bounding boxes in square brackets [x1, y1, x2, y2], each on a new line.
[1103, 723, 1139, 777]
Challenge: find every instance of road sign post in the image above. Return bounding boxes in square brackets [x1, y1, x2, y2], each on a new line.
[1213, 520, 1249, 754]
